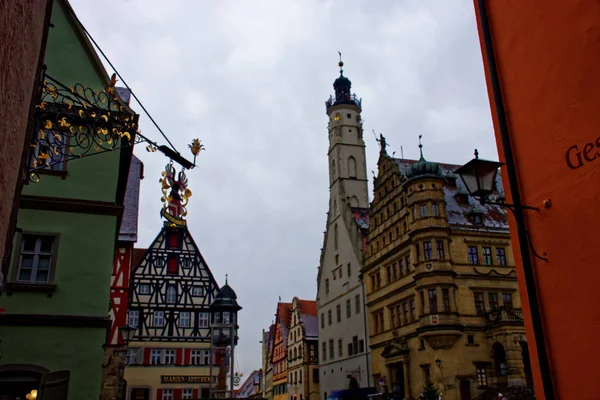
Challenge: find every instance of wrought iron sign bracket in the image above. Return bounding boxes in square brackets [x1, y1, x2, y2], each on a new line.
[478, 196, 548, 262]
[26, 70, 202, 184]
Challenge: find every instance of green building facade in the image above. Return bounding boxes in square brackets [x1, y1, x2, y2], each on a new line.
[0, 0, 138, 399]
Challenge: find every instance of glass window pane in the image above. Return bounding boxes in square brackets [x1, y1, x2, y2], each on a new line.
[39, 237, 54, 253]
[18, 267, 32, 282]
[37, 255, 51, 270]
[36, 269, 49, 283]
[22, 235, 37, 252]
[20, 254, 34, 269]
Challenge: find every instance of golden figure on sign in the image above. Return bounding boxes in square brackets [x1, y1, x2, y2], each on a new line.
[160, 161, 192, 226]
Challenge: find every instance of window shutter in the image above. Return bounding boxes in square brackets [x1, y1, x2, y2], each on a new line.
[39, 370, 70, 400]
[157, 388, 163, 400]
[174, 388, 183, 400]
[193, 388, 199, 399]
[167, 255, 178, 275]
[176, 348, 183, 365]
[168, 231, 179, 248]
[144, 348, 151, 364]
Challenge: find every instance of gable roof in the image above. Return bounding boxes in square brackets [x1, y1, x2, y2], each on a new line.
[277, 302, 293, 346]
[297, 299, 318, 340]
[393, 158, 508, 230]
[265, 323, 276, 364]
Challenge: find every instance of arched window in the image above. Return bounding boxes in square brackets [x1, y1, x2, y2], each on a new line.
[334, 224, 339, 251]
[166, 285, 177, 303]
[348, 156, 357, 178]
[493, 342, 508, 385]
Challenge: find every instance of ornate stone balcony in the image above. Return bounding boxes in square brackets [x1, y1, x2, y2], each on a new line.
[485, 307, 524, 326]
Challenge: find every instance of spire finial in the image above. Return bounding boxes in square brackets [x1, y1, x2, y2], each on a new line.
[225, 273, 228, 284]
[418, 134, 424, 158]
[338, 51, 344, 75]
[474, 148, 479, 159]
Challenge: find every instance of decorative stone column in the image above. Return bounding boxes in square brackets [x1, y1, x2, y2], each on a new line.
[403, 361, 412, 400]
[449, 287, 458, 313]
[505, 338, 527, 386]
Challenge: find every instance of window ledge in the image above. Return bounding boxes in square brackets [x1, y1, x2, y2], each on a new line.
[37, 169, 68, 180]
[5, 282, 57, 294]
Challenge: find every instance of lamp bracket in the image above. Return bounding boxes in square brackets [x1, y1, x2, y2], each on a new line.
[477, 196, 547, 262]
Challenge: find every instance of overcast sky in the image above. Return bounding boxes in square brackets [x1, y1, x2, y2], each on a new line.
[71, 0, 497, 382]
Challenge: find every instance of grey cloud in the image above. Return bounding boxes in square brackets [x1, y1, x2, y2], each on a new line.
[71, 0, 497, 380]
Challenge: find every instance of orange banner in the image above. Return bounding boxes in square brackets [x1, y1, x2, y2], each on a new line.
[473, 1, 600, 399]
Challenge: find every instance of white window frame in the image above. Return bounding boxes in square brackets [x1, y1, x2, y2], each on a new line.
[190, 349, 202, 365]
[166, 285, 177, 303]
[222, 312, 231, 324]
[162, 388, 174, 400]
[179, 311, 191, 327]
[199, 312, 209, 328]
[126, 348, 140, 365]
[154, 311, 164, 327]
[164, 349, 176, 364]
[139, 283, 150, 294]
[192, 286, 203, 296]
[151, 349, 162, 365]
[16, 234, 56, 284]
[202, 350, 211, 365]
[128, 310, 139, 328]
[182, 388, 193, 399]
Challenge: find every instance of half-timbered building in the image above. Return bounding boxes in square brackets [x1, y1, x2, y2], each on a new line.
[124, 161, 239, 400]
[102, 155, 144, 400]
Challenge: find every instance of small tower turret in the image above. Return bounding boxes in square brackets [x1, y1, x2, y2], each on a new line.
[325, 52, 362, 112]
[209, 276, 242, 398]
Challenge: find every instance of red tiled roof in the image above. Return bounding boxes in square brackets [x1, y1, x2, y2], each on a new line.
[298, 299, 317, 316]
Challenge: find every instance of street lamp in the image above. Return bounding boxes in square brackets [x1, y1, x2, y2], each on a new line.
[454, 149, 503, 201]
[454, 149, 539, 211]
[119, 325, 137, 346]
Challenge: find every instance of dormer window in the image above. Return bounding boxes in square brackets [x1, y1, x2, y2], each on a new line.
[473, 214, 483, 225]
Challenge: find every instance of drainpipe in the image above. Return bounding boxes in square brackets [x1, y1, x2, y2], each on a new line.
[476, 1, 556, 399]
[359, 273, 371, 387]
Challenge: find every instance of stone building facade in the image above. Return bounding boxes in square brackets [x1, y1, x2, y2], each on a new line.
[363, 144, 533, 400]
[286, 298, 319, 400]
[316, 61, 371, 400]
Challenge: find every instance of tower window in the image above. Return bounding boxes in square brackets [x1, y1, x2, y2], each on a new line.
[347, 114, 351, 118]
[348, 157, 357, 178]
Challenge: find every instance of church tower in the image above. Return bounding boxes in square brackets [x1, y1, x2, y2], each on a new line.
[317, 58, 371, 397]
